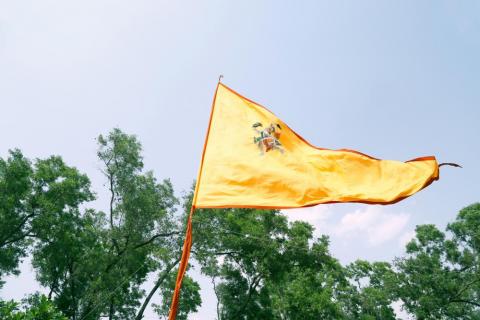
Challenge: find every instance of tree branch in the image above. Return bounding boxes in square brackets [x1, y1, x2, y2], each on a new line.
[190, 250, 240, 257]
[211, 276, 221, 320]
[104, 232, 179, 273]
[133, 232, 180, 250]
[134, 257, 181, 320]
[234, 274, 262, 318]
[108, 171, 120, 254]
[0, 212, 36, 247]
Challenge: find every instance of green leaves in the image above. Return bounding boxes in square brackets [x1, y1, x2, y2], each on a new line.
[0, 129, 193, 320]
[154, 272, 201, 320]
[192, 206, 349, 319]
[0, 295, 67, 320]
[2, 130, 479, 320]
[192, 199, 480, 319]
[395, 203, 480, 319]
[97, 128, 143, 185]
[0, 150, 33, 279]
[343, 260, 396, 319]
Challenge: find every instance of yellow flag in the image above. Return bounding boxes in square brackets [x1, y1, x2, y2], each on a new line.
[194, 83, 439, 208]
[169, 82, 444, 320]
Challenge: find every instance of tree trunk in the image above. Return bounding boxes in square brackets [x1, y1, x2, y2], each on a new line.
[109, 298, 114, 320]
[70, 263, 77, 320]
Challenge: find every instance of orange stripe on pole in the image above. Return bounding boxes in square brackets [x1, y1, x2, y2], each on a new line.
[168, 81, 221, 320]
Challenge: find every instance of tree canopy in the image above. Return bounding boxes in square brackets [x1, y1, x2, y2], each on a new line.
[0, 128, 478, 319]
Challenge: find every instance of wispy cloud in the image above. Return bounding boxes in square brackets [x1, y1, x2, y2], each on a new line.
[283, 205, 411, 247]
[283, 205, 332, 234]
[334, 206, 410, 246]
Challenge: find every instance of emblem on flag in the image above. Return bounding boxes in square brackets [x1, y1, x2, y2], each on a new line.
[252, 122, 284, 154]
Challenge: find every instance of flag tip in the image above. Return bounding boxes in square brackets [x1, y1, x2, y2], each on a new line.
[439, 162, 462, 168]
[218, 74, 223, 83]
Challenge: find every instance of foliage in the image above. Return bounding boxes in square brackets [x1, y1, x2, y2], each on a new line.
[343, 260, 397, 319]
[0, 150, 33, 283]
[154, 272, 202, 320]
[0, 294, 67, 320]
[394, 203, 480, 319]
[0, 129, 200, 320]
[1, 130, 479, 320]
[191, 200, 396, 319]
[191, 185, 480, 319]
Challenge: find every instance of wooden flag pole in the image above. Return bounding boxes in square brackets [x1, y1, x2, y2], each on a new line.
[168, 77, 222, 320]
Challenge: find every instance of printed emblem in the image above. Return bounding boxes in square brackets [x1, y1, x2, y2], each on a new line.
[252, 122, 284, 155]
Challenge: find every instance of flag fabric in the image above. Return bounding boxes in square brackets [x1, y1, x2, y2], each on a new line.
[168, 82, 441, 319]
[196, 83, 439, 208]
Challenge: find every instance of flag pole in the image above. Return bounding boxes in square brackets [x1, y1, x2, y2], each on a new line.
[168, 76, 223, 320]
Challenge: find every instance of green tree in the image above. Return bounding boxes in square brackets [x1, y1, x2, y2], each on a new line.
[5, 129, 479, 320]
[189, 184, 402, 320]
[342, 260, 396, 320]
[154, 272, 201, 320]
[27, 156, 99, 319]
[395, 203, 480, 319]
[267, 229, 347, 320]
[95, 129, 189, 320]
[0, 150, 33, 283]
[190, 194, 351, 319]
[191, 204, 289, 319]
[28, 129, 199, 320]
[0, 294, 67, 320]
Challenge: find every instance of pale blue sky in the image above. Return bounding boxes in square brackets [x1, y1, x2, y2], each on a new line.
[1, 1, 479, 319]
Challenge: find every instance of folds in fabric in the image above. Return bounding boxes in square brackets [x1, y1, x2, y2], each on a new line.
[194, 84, 439, 209]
